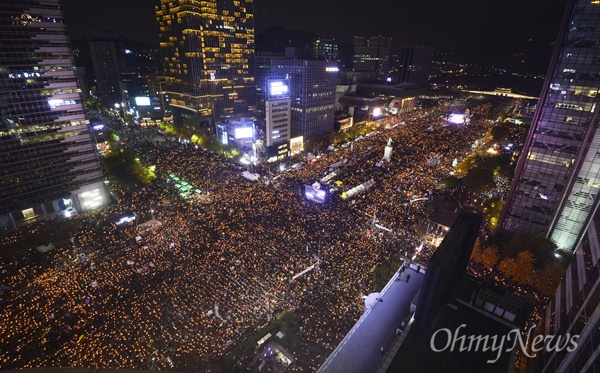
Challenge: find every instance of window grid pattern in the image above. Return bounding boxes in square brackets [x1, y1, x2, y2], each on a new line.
[270, 60, 337, 140]
[502, 0, 600, 251]
[0, 0, 103, 213]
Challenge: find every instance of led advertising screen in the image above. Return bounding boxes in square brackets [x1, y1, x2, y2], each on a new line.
[267, 79, 289, 100]
[135, 96, 151, 106]
[305, 185, 327, 204]
[235, 127, 253, 139]
[290, 136, 304, 154]
[447, 113, 466, 125]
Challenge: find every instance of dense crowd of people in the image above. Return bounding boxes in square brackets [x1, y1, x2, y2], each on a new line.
[0, 95, 515, 372]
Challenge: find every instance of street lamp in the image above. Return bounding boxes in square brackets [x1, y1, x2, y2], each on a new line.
[150, 209, 155, 220]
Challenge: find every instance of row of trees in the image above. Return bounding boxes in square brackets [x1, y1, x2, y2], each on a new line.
[470, 232, 568, 297]
[372, 257, 404, 292]
[103, 147, 156, 187]
[160, 123, 243, 161]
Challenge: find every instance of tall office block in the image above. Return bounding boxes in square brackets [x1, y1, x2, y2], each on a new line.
[88, 32, 129, 107]
[255, 52, 284, 117]
[271, 60, 337, 140]
[155, 0, 256, 131]
[535, 206, 600, 372]
[0, 0, 107, 232]
[313, 38, 339, 62]
[353, 36, 392, 80]
[498, 0, 600, 252]
[265, 78, 291, 158]
[397, 45, 434, 86]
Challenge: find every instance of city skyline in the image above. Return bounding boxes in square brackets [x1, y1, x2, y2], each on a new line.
[3, 0, 599, 372]
[61, 0, 568, 68]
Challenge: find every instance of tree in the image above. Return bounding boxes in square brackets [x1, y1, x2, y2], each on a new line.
[503, 232, 556, 268]
[455, 154, 477, 176]
[373, 258, 403, 292]
[499, 257, 518, 280]
[106, 128, 117, 145]
[439, 176, 460, 190]
[480, 246, 500, 270]
[481, 198, 503, 228]
[535, 261, 566, 297]
[462, 164, 495, 193]
[491, 123, 511, 142]
[499, 250, 536, 285]
[512, 251, 535, 285]
[470, 239, 483, 262]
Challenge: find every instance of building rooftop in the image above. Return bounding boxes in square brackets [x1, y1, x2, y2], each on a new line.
[317, 267, 425, 373]
[429, 207, 460, 228]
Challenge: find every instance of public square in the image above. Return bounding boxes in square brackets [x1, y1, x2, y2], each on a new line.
[0, 95, 514, 372]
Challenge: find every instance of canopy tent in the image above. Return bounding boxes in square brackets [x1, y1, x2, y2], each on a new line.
[241, 171, 260, 181]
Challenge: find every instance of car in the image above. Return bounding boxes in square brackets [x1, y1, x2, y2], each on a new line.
[64, 207, 77, 218]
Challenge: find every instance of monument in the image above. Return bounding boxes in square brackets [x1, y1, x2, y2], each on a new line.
[383, 138, 393, 162]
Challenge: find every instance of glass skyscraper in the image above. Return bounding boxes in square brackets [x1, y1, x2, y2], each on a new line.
[155, 0, 256, 130]
[535, 205, 600, 372]
[0, 0, 107, 232]
[499, 0, 600, 252]
[270, 59, 337, 141]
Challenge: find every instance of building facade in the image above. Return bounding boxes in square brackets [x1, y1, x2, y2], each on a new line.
[88, 32, 129, 107]
[270, 59, 337, 140]
[0, 0, 107, 232]
[155, 0, 256, 131]
[535, 206, 600, 372]
[353, 36, 392, 80]
[397, 45, 434, 86]
[313, 38, 339, 62]
[265, 78, 291, 157]
[255, 52, 284, 117]
[498, 0, 600, 251]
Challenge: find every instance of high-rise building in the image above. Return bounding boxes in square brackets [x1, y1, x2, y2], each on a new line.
[396, 45, 434, 86]
[313, 38, 339, 62]
[265, 78, 291, 158]
[155, 0, 256, 131]
[0, 0, 107, 232]
[534, 205, 600, 372]
[498, 0, 600, 252]
[271, 59, 337, 140]
[353, 36, 392, 80]
[88, 32, 129, 107]
[255, 52, 284, 117]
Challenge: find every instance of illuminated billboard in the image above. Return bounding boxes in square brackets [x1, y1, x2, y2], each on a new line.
[447, 113, 466, 125]
[135, 96, 151, 106]
[266, 79, 289, 100]
[235, 127, 253, 139]
[290, 136, 304, 154]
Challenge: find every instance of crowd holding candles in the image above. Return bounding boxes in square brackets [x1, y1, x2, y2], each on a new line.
[0, 95, 515, 371]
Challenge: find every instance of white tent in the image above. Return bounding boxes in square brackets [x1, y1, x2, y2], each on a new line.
[241, 171, 260, 181]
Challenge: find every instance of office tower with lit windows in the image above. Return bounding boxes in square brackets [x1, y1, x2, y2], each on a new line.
[498, 0, 600, 252]
[264, 78, 291, 158]
[155, 0, 256, 130]
[0, 0, 107, 233]
[353, 36, 392, 80]
[88, 32, 130, 107]
[255, 52, 284, 117]
[313, 38, 339, 62]
[534, 205, 600, 372]
[270, 59, 337, 140]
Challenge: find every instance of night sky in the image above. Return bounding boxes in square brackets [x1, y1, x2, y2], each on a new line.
[61, 0, 569, 68]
